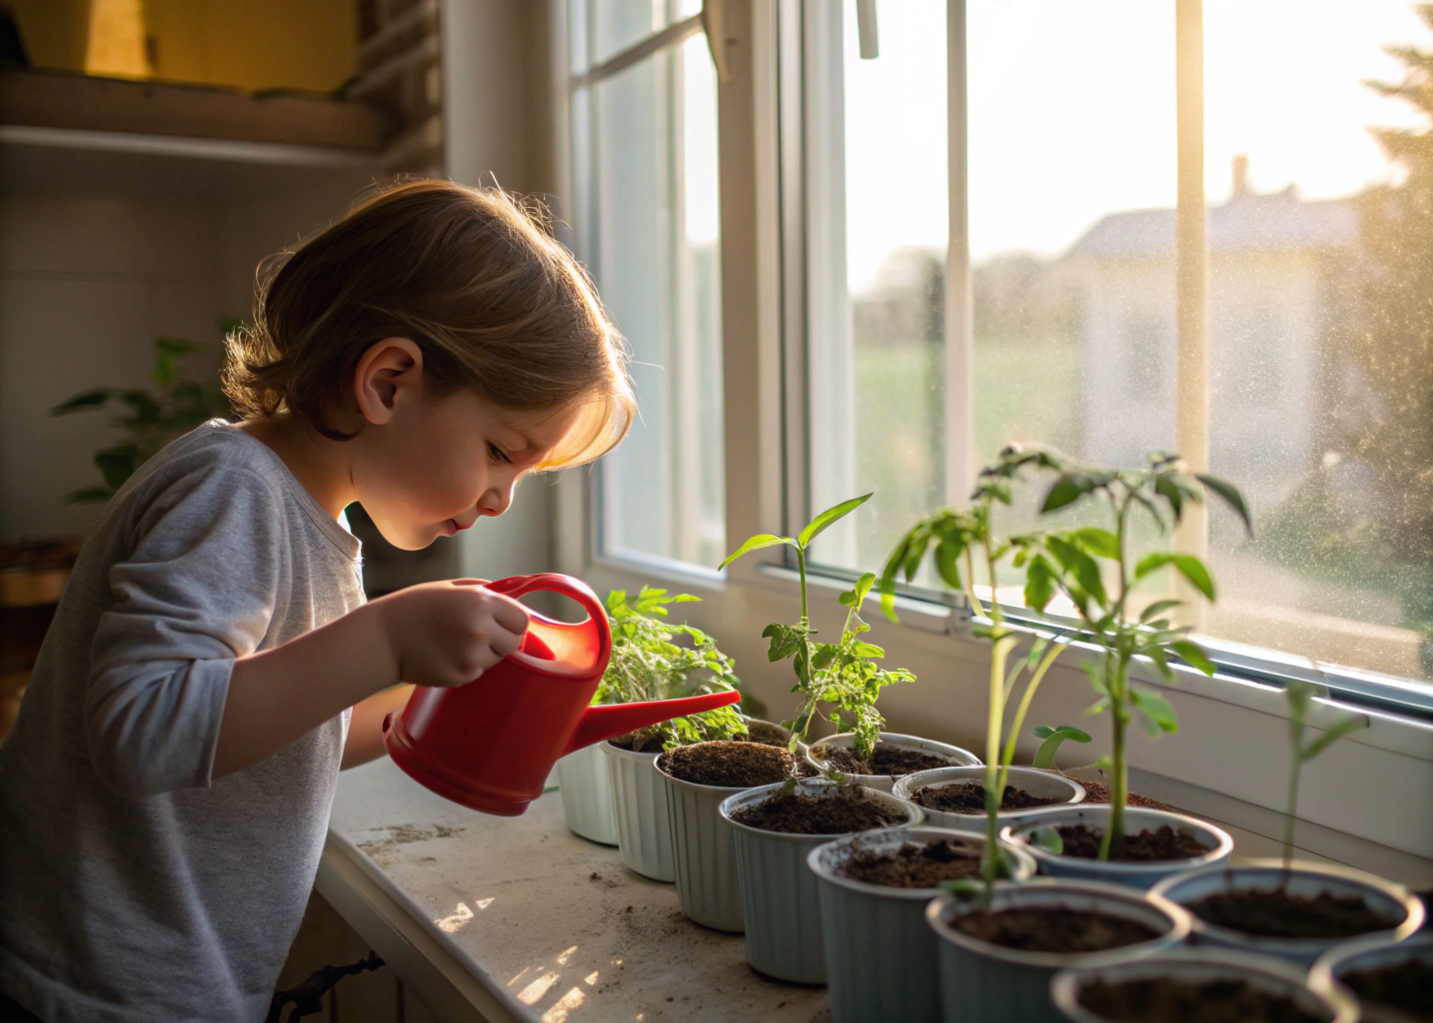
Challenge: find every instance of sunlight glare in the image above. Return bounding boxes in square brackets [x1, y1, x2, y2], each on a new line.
[557, 945, 579, 965]
[434, 902, 473, 934]
[517, 972, 560, 1005]
[540, 987, 586, 1023]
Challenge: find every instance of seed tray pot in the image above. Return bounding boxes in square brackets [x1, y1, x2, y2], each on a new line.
[808, 827, 1036, 1023]
[1311, 933, 1433, 1023]
[1050, 947, 1358, 1023]
[719, 779, 922, 984]
[557, 742, 618, 846]
[1001, 804, 1234, 889]
[926, 879, 1191, 1023]
[602, 740, 676, 881]
[805, 732, 981, 793]
[1151, 859, 1426, 968]
[893, 765, 1085, 831]
[654, 736, 807, 933]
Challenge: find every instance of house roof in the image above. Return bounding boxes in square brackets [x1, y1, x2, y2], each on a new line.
[1067, 189, 1358, 261]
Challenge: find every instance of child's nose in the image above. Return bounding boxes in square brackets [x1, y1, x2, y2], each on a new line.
[479, 481, 514, 517]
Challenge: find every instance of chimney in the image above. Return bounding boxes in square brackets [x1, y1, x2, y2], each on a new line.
[1232, 154, 1251, 198]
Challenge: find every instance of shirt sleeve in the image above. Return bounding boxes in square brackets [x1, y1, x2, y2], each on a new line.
[85, 462, 287, 798]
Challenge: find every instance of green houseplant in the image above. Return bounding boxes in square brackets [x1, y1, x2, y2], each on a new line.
[52, 332, 232, 502]
[591, 586, 746, 881]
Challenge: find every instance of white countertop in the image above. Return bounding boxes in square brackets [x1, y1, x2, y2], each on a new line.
[321, 759, 831, 1023]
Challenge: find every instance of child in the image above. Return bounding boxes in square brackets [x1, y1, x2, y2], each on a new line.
[0, 180, 635, 1022]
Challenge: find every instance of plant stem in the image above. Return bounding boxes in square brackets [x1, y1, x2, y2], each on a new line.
[1283, 757, 1301, 872]
[996, 637, 1066, 792]
[1099, 654, 1130, 861]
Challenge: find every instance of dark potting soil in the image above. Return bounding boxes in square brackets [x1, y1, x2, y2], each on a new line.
[1055, 824, 1209, 862]
[812, 741, 954, 777]
[1341, 959, 1433, 1021]
[608, 733, 666, 754]
[950, 906, 1159, 954]
[1185, 888, 1401, 940]
[1077, 977, 1328, 1023]
[1074, 778, 1172, 811]
[736, 721, 791, 747]
[658, 741, 796, 788]
[730, 786, 908, 835]
[912, 781, 1064, 814]
[836, 839, 983, 888]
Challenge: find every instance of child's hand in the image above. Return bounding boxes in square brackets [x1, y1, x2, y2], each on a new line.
[375, 580, 531, 687]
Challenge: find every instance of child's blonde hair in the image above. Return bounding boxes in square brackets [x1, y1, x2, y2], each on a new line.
[223, 179, 634, 469]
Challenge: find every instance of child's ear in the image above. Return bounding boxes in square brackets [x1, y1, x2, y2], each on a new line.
[353, 338, 424, 425]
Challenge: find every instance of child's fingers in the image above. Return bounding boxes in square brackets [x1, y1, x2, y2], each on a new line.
[487, 593, 531, 636]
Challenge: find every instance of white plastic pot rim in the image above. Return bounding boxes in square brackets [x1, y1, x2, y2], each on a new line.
[1049, 947, 1359, 1023]
[925, 880, 1193, 971]
[807, 826, 1037, 901]
[893, 765, 1087, 821]
[718, 779, 923, 842]
[1149, 858, 1427, 952]
[805, 731, 982, 781]
[1001, 804, 1235, 876]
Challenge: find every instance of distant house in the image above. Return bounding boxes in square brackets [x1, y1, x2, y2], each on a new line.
[1065, 158, 1358, 508]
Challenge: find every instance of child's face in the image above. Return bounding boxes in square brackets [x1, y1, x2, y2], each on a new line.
[351, 385, 580, 551]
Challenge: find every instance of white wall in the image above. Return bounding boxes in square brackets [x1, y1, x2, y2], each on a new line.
[0, 140, 373, 542]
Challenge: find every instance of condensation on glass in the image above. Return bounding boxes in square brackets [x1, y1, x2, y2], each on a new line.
[804, 0, 1433, 689]
[577, 29, 726, 568]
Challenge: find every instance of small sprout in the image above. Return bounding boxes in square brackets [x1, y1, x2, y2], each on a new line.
[1031, 725, 1092, 770]
[1027, 826, 1064, 856]
[1282, 680, 1367, 870]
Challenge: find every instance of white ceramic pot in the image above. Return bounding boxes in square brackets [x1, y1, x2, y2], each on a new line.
[893, 765, 1085, 832]
[809, 827, 1036, 1023]
[926, 880, 1191, 1023]
[654, 734, 809, 931]
[719, 779, 923, 984]
[556, 742, 617, 846]
[1311, 933, 1433, 1023]
[1001, 804, 1233, 889]
[601, 740, 674, 882]
[806, 732, 981, 793]
[1050, 947, 1359, 1023]
[1150, 859, 1426, 967]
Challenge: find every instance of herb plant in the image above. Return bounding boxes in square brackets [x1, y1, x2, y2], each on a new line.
[1030, 725, 1092, 770]
[51, 331, 233, 502]
[597, 586, 747, 752]
[1282, 680, 1366, 868]
[720, 494, 914, 761]
[1033, 451, 1251, 858]
[880, 446, 1071, 888]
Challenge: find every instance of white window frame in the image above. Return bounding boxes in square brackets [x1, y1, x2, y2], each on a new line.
[551, 0, 1433, 884]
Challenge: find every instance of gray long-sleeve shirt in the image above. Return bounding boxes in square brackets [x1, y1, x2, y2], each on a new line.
[0, 422, 365, 1022]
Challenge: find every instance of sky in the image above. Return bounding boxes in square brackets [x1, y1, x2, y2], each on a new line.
[839, 0, 1430, 290]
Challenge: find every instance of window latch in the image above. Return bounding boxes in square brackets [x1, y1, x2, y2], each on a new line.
[702, 0, 734, 83]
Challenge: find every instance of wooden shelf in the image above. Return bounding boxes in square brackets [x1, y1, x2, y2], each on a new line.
[0, 68, 395, 164]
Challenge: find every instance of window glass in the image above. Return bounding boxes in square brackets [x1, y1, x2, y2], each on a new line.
[804, 0, 949, 574]
[586, 35, 726, 568]
[578, 0, 700, 71]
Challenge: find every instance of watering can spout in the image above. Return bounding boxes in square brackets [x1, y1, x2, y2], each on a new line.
[561, 690, 742, 757]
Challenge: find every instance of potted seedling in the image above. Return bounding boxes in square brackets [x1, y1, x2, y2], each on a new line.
[583, 587, 746, 880]
[1152, 682, 1425, 965]
[1051, 948, 1358, 1023]
[998, 451, 1240, 887]
[881, 448, 1085, 862]
[712, 494, 924, 982]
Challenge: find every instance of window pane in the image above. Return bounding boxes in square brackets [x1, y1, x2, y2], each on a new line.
[587, 35, 725, 567]
[804, 0, 948, 573]
[1200, 0, 1433, 685]
[575, 0, 699, 71]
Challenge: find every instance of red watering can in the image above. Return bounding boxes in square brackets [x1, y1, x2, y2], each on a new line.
[383, 573, 741, 816]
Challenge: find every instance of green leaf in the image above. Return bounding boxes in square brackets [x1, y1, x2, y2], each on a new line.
[1170, 639, 1217, 676]
[720, 533, 795, 569]
[1134, 552, 1216, 601]
[1032, 725, 1056, 739]
[1023, 554, 1057, 613]
[1154, 474, 1185, 524]
[798, 493, 873, 548]
[1197, 473, 1253, 536]
[934, 538, 964, 591]
[1300, 714, 1369, 761]
[1071, 527, 1120, 560]
[51, 389, 115, 415]
[850, 640, 884, 659]
[1027, 826, 1064, 855]
[1140, 599, 1182, 623]
[1047, 535, 1108, 608]
[1041, 474, 1094, 513]
[1032, 725, 1092, 769]
[1130, 687, 1179, 736]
